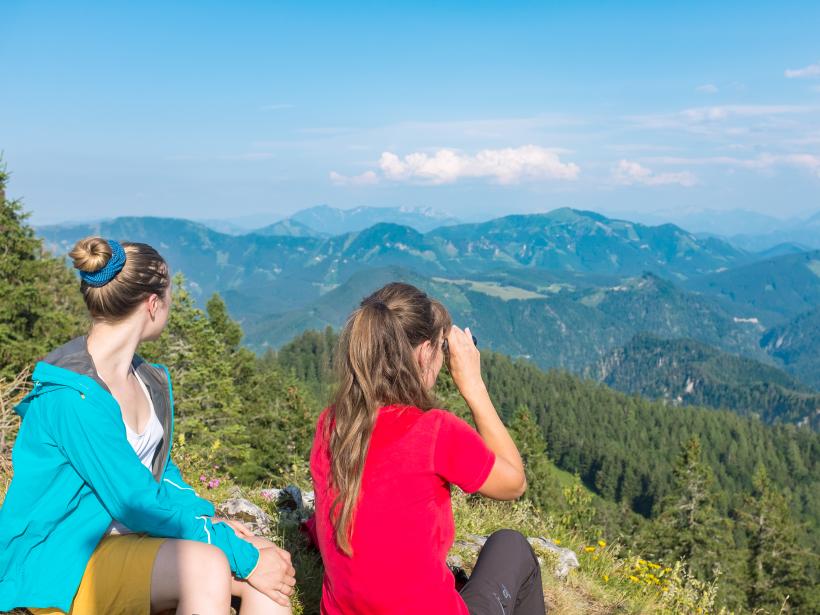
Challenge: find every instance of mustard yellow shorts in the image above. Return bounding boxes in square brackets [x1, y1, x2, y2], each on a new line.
[29, 534, 166, 615]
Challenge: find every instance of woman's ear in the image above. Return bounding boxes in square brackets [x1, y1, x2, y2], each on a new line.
[415, 339, 433, 369]
[147, 293, 159, 320]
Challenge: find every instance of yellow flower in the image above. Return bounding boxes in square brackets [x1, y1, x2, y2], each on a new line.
[602, 574, 609, 583]
[584, 546, 596, 553]
[592, 555, 599, 561]
[629, 575, 639, 583]
[553, 539, 561, 545]
[598, 540, 607, 548]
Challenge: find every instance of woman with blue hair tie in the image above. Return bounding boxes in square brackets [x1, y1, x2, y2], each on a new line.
[0, 237, 295, 615]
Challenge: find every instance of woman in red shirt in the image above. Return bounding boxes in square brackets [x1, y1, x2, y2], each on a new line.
[310, 282, 547, 615]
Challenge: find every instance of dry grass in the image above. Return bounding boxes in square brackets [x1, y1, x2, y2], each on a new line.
[0, 369, 28, 506]
[1, 368, 29, 456]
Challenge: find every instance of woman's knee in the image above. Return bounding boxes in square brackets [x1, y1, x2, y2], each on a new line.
[152, 539, 232, 605]
[487, 528, 528, 549]
[486, 529, 538, 566]
[194, 542, 232, 584]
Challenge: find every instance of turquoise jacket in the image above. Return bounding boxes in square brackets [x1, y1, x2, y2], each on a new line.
[0, 337, 259, 612]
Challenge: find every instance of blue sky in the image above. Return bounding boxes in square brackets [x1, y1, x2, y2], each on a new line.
[1, 1, 819, 225]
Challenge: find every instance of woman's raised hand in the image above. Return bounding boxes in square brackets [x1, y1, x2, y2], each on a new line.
[247, 545, 297, 607]
[446, 325, 485, 397]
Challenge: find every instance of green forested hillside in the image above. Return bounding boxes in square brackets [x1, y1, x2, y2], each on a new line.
[590, 334, 820, 428]
[246, 266, 767, 370]
[762, 307, 820, 390]
[686, 250, 820, 326]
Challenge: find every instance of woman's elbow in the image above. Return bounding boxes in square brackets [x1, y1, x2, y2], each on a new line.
[512, 474, 527, 499]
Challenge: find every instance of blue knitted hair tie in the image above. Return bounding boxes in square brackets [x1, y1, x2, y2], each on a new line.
[80, 240, 127, 287]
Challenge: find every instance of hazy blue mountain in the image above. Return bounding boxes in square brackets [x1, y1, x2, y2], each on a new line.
[282, 204, 461, 234]
[426, 208, 746, 279]
[725, 211, 820, 251]
[686, 250, 820, 326]
[590, 334, 819, 429]
[196, 218, 256, 235]
[750, 242, 813, 260]
[37, 209, 751, 324]
[762, 307, 820, 390]
[618, 208, 793, 238]
[252, 218, 324, 238]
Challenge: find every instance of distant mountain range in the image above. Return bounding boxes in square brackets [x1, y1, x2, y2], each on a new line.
[38, 207, 751, 314]
[36, 206, 820, 399]
[198, 204, 462, 237]
[620, 208, 820, 251]
[590, 334, 820, 429]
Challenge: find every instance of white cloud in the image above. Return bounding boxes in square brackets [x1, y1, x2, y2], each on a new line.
[781, 153, 820, 177]
[679, 105, 808, 122]
[613, 160, 697, 187]
[329, 170, 380, 186]
[785, 62, 820, 78]
[375, 146, 580, 185]
[629, 105, 813, 132]
[696, 84, 719, 93]
[647, 154, 820, 178]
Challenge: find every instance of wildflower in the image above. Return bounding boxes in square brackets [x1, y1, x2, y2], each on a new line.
[597, 539, 606, 548]
[592, 555, 599, 561]
[629, 575, 639, 583]
[199, 474, 207, 483]
[553, 539, 561, 545]
[584, 546, 596, 553]
[602, 574, 609, 583]
[207, 478, 220, 489]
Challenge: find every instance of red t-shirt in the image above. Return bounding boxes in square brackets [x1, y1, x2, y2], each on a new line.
[310, 404, 496, 615]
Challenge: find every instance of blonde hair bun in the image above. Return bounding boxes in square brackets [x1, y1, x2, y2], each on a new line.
[69, 237, 112, 273]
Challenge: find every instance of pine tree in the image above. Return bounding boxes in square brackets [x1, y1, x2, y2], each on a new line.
[237, 364, 319, 484]
[0, 159, 86, 379]
[741, 467, 816, 613]
[509, 405, 564, 515]
[141, 275, 250, 473]
[641, 437, 730, 583]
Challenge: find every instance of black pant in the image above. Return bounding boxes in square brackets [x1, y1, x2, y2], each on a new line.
[459, 529, 547, 615]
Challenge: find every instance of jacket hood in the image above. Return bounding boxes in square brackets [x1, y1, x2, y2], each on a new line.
[15, 336, 142, 419]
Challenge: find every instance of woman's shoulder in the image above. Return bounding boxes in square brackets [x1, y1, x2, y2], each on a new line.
[421, 407, 462, 424]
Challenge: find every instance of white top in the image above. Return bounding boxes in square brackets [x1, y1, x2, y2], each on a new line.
[106, 370, 164, 536]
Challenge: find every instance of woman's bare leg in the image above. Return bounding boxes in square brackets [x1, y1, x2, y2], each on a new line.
[150, 539, 232, 615]
[231, 578, 292, 615]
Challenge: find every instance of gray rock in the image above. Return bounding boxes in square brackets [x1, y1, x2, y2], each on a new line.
[259, 485, 309, 512]
[279, 485, 304, 511]
[527, 537, 579, 579]
[218, 497, 272, 534]
[447, 534, 578, 580]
